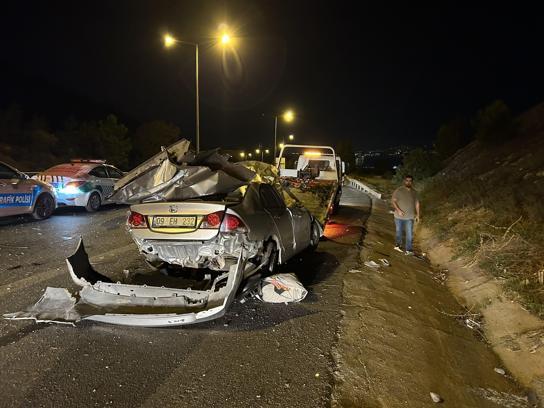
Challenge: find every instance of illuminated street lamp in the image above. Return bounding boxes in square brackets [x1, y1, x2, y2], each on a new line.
[283, 110, 294, 122]
[265, 149, 270, 154]
[239, 152, 245, 158]
[288, 134, 295, 141]
[274, 109, 295, 159]
[278, 142, 285, 149]
[248, 153, 253, 158]
[163, 34, 176, 48]
[162, 25, 234, 153]
[221, 33, 231, 45]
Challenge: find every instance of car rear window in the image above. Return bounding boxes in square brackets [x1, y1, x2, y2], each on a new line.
[89, 166, 108, 178]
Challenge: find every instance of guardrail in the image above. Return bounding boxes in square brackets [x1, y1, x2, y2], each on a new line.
[345, 176, 382, 199]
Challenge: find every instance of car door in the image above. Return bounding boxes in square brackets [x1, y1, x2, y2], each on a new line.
[103, 166, 123, 202]
[0, 163, 34, 216]
[259, 184, 295, 261]
[88, 165, 111, 199]
[288, 202, 312, 253]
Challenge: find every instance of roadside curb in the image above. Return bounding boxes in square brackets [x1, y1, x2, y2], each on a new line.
[420, 225, 544, 404]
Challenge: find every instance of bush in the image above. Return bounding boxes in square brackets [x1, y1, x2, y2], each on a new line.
[474, 100, 517, 144]
[435, 118, 472, 159]
[394, 148, 442, 181]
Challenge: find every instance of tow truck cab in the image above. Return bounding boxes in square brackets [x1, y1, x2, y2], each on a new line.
[276, 144, 342, 224]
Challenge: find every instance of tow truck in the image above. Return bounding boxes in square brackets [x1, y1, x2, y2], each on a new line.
[276, 144, 343, 225]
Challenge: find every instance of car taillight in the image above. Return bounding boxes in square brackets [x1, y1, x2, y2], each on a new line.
[128, 211, 147, 228]
[200, 211, 224, 229]
[220, 213, 247, 233]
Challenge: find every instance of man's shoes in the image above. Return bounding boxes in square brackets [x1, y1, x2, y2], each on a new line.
[394, 246, 404, 253]
[405, 251, 414, 256]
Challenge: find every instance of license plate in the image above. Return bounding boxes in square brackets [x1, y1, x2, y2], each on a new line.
[152, 216, 196, 228]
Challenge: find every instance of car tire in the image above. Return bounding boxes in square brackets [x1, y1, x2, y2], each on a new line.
[309, 220, 320, 251]
[85, 192, 101, 212]
[32, 193, 55, 220]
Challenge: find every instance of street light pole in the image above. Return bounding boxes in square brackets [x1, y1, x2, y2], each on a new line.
[163, 28, 233, 154]
[195, 43, 200, 154]
[273, 115, 278, 160]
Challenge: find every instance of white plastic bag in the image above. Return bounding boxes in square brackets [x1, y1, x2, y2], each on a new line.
[258, 273, 308, 303]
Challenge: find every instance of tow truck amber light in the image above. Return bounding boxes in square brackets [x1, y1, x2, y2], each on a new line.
[128, 211, 147, 228]
[303, 151, 322, 157]
[220, 214, 247, 233]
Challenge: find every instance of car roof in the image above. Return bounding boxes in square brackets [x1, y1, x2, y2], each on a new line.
[43, 162, 101, 177]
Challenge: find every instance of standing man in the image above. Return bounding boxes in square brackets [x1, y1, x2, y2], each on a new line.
[392, 175, 420, 255]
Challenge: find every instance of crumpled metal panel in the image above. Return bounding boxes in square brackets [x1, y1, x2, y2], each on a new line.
[137, 234, 261, 271]
[108, 140, 256, 204]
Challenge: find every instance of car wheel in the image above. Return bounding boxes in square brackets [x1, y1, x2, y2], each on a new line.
[32, 193, 55, 220]
[309, 221, 320, 251]
[85, 192, 101, 212]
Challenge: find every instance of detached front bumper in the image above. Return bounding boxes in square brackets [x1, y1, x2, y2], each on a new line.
[4, 238, 245, 327]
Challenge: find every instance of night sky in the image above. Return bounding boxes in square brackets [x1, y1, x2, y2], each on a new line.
[1, 1, 543, 151]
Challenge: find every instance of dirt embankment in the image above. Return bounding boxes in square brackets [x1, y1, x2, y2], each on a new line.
[331, 198, 532, 407]
[414, 102, 544, 402]
[419, 225, 544, 402]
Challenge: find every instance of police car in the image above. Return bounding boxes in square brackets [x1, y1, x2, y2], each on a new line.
[35, 160, 124, 212]
[0, 161, 56, 220]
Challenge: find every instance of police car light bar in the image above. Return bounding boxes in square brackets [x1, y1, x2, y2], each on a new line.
[70, 159, 107, 164]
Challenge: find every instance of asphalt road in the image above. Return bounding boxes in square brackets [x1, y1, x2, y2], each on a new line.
[0, 187, 371, 407]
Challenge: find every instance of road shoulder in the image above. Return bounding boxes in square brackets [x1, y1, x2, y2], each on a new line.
[331, 198, 531, 407]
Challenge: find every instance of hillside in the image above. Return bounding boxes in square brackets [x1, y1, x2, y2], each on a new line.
[422, 102, 544, 315]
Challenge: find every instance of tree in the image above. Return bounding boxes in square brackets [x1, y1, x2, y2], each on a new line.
[0, 104, 23, 145]
[132, 120, 180, 165]
[394, 148, 441, 181]
[435, 118, 471, 159]
[335, 140, 355, 173]
[474, 100, 517, 144]
[96, 115, 131, 169]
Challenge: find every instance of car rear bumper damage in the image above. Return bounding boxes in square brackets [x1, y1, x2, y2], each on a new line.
[4, 238, 245, 327]
[133, 233, 261, 271]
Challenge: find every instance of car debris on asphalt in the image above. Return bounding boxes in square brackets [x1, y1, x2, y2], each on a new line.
[4, 140, 324, 327]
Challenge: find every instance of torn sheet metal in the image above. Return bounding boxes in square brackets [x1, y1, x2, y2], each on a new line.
[134, 233, 261, 271]
[256, 273, 308, 303]
[108, 140, 256, 204]
[3, 287, 80, 324]
[4, 238, 245, 327]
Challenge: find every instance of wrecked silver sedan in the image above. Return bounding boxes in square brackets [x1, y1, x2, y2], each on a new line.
[5, 140, 320, 327]
[127, 182, 320, 275]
